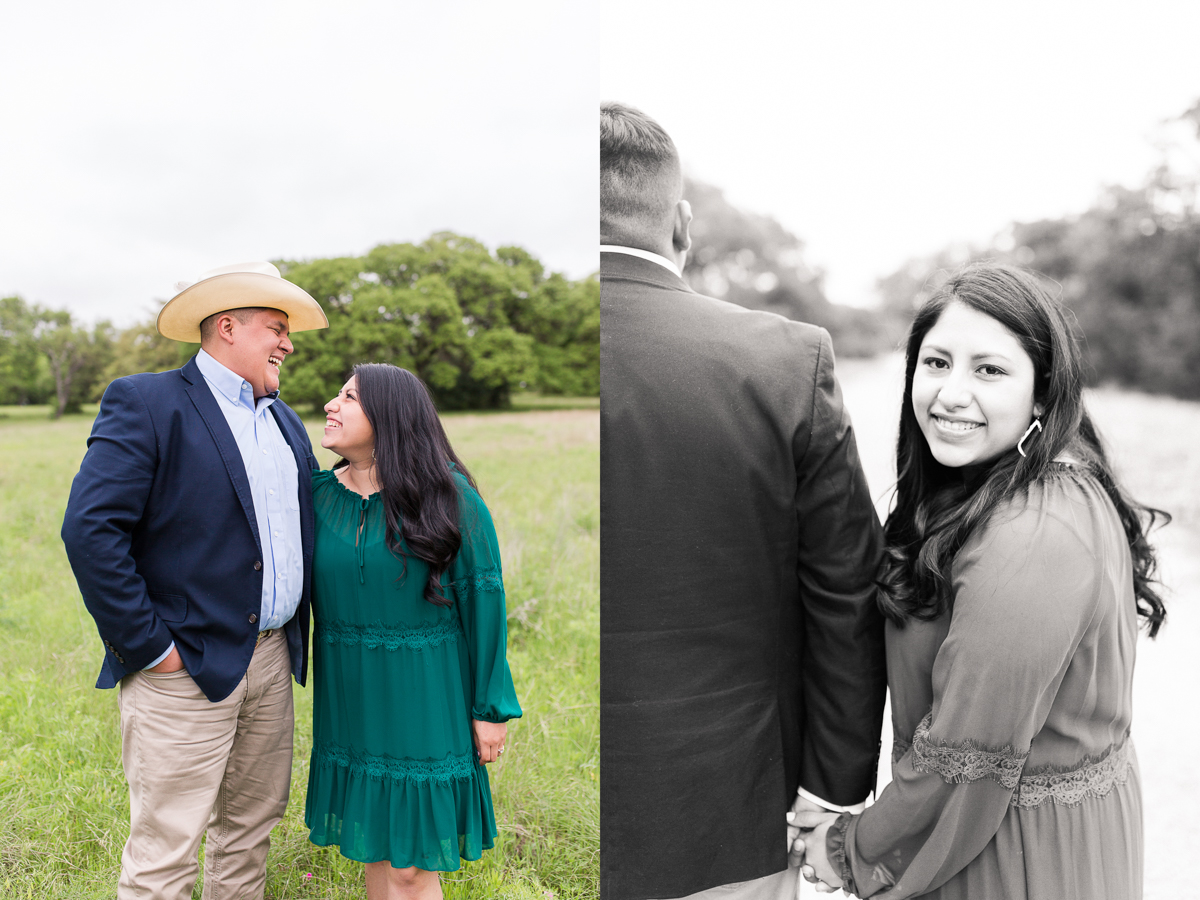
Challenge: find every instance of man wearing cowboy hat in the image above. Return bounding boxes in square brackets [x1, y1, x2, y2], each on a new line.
[62, 262, 328, 899]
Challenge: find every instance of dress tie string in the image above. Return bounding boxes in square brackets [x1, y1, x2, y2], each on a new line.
[355, 496, 369, 584]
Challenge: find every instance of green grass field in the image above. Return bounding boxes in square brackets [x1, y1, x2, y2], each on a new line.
[0, 406, 598, 900]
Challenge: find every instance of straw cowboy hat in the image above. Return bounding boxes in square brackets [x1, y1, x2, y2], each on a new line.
[156, 261, 329, 342]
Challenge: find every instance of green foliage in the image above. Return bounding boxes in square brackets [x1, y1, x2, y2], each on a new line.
[97, 313, 196, 399]
[0, 297, 51, 406]
[682, 178, 904, 356]
[0, 234, 597, 417]
[510, 270, 599, 397]
[35, 313, 115, 418]
[0, 298, 117, 416]
[0, 408, 598, 898]
[281, 233, 597, 411]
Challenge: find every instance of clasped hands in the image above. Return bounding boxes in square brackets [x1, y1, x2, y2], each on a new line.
[786, 795, 844, 895]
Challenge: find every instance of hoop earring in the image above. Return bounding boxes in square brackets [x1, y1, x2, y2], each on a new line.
[1017, 418, 1042, 458]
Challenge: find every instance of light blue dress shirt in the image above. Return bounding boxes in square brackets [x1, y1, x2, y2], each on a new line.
[195, 348, 304, 631]
[147, 351, 304, 669]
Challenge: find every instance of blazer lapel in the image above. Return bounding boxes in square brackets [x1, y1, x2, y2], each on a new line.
[180, 357, 262, 552]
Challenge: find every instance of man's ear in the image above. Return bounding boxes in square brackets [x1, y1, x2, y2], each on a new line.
[215, 313, 237, 345]
[673, 199, 692, 258]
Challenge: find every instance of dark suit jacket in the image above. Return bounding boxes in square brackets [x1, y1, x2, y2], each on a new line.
[61, 355, 317, 702]
[600, 251, 887, 899]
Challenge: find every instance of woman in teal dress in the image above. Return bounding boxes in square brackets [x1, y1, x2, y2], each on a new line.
[305, 363, 521, 900]
[794, 264, 1167, 898]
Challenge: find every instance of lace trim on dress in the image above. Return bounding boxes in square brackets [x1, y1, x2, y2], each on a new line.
[314, 618, 461, 651]
[902, 712, 1135, 807]
[910, 712, 1029, 789]
[446, 566, 503, 598]
[314, 742, 477, 784]
[1012, 731, 1133, 809]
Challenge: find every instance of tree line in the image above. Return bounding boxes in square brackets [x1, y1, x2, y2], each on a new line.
[684, 99, 1200, 401]
[877, 100, 1200, 400]
[0, 233, 599, 416]
[680, 177, 910, 358]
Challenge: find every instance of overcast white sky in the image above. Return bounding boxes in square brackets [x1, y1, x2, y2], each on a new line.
[602, 1, 1200, 306]
[6, 4, 1198, 327]
[0, 0, 596, 327]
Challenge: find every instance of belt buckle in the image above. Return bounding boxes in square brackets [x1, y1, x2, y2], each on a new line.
[255, 628, 274, 647]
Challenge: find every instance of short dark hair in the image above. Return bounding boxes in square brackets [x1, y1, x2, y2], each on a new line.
[198, 307, 277, 344]
[600, 102, 682, 245]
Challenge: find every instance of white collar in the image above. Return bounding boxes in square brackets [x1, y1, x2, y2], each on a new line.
[601, 245, 682, 278]
[196, 348, 277, 410]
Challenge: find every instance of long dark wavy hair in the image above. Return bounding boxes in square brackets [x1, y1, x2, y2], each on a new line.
[879, 263, 1168, 636]
[334, 363, 478, 607]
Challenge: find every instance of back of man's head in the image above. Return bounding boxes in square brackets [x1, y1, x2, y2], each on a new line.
[601, 102, 683, 252]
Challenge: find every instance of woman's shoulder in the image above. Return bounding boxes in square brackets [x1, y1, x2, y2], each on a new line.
[311, 467, 373, 503]
[960, 467, 1108, 584]
[449, 466, 483, 503]
[311, 468, 339, 490]
[994, 465, 1109, 536]
[947, 468, 1123, 642]
[447, 470, 501, 554]
[452, 469, 490, 519]
[310, 468, 342, 508]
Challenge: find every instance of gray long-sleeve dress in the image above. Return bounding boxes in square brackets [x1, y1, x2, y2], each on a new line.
[831, 466, 1143, 899]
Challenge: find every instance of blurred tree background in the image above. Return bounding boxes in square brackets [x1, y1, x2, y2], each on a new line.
[0, 298, 119, 417]
[684, 99, 1200, 401]
[877, 99, 1200, 399]
[0, 233, 598, 416]
[682, 177, 907, 357]
[281, 233, 598, 411]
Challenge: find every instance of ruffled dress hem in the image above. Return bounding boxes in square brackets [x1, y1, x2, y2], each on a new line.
[305, 744, 497, 870]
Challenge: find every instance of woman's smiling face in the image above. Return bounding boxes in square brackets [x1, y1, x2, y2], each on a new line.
[912, 300, 1042, 468]
[322, 375, 375, 460]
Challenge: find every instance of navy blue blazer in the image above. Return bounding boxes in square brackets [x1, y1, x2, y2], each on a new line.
[62, 355, 317, 702]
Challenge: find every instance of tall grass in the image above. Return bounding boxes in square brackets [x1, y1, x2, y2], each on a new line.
[0, 406, 598, 900]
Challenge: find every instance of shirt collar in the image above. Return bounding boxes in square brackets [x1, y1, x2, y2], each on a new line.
[601, 245, 682, 278]
[196, 348, 277, 411]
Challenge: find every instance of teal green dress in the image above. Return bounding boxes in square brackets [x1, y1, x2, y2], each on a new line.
[304, 468, 522, 871]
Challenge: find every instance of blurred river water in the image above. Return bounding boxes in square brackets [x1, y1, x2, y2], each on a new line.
[800, 353, 1199, 899]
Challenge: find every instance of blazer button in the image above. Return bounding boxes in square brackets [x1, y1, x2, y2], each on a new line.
[249, 614, 258, 624]
[253, 560, 262, 571]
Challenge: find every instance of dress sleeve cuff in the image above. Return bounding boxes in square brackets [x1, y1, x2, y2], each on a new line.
[472, 712, 507, 723]
[471, 707, 523, 724]
[827, 812, 858, 896]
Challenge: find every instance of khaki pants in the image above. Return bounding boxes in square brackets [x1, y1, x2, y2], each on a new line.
[116, 630, 294, 900]
[655, 867, 801, 900]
